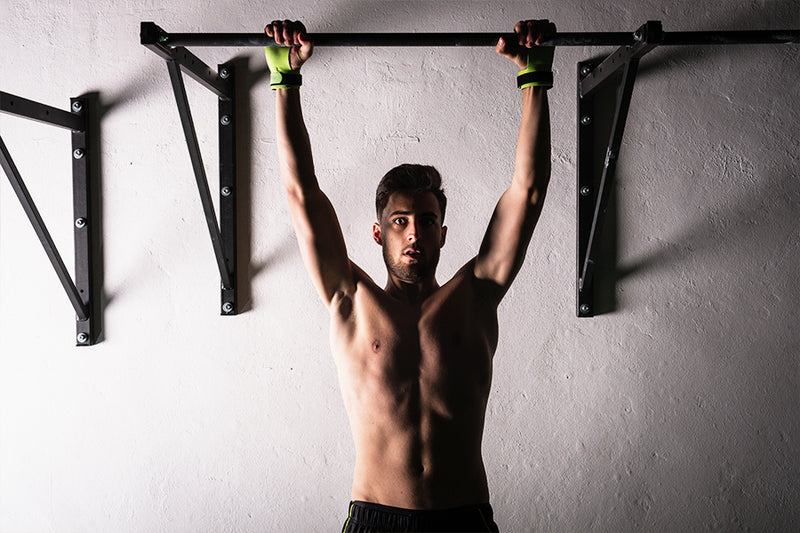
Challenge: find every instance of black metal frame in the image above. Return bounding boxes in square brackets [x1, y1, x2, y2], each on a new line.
[576, 21, 662, 317]
[1, 91, 96, 345]
[140, 21, 799, 318]
[142, 29, 237, 315]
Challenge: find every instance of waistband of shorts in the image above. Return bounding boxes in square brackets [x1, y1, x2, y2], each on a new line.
[346, 499, 495, 531]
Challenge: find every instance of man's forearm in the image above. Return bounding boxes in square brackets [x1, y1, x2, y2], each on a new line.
[275, 88, 318, 194]
[513, 86, 551, 203]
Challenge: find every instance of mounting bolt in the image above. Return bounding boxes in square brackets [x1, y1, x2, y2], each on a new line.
[219, 68, 230, 79]
[221, 186, 232, 197]
[580, 115, 592, 126]
[222, 302, 234, 314]
[634, 29, 644, 42]
[71, 101, 83, 113]
[76, 332, 89, 344]
[579, 304, 591, 315]
[580, 186, 591, 197]
[73, 148, 84, 159]
[75, 218, 87, 229]
[580, 65, 592, 77]
[220, 115, 231, 126]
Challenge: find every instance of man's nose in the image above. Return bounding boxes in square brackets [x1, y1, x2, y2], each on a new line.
[406, 221, 418, 241]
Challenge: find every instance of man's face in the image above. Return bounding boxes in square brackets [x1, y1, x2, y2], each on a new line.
[373, 190, 447, 284]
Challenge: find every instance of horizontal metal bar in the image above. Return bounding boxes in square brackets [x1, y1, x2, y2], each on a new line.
[156, 30, 636, 48]
[0, 134, 89, 320]
[663, 30, 800, 45]
[141, 21, 799, 49]
[0, 91, 84, 131]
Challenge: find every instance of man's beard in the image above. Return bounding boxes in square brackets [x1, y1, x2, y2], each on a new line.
[383, 246, 439, 283]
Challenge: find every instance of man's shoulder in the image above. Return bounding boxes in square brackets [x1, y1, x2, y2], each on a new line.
[437, 258, 504, 305]
[329, 261, 381, 319]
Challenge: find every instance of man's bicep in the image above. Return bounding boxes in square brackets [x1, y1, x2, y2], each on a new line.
[286, 186, 355, 304]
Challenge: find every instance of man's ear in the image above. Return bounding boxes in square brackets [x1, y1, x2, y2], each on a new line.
[372, 222, 383, 245]
[440, 225, 447, 247]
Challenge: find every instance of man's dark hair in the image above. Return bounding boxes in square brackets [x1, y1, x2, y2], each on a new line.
[375, 164, 447, 223]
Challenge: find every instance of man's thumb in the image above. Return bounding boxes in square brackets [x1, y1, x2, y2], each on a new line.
[496, 36, 508, 55]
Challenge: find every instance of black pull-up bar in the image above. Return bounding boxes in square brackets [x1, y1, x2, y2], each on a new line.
[140, 22, 800, 48]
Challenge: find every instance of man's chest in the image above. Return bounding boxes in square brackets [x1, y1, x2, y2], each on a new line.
[338, 283, 498, 384]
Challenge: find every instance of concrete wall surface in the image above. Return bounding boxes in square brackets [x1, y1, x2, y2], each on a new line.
[1, 1, 798, 531]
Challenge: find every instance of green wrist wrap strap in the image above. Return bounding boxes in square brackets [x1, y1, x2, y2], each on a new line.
[517, 46, 555, 90]
[265, 46, 302, 89]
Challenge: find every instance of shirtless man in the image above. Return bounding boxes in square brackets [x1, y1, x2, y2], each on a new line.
[265, 19, 556, 533]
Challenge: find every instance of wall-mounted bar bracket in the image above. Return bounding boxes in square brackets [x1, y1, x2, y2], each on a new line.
[576, 21, 662, 317]
[142, 22, 237, 315]
[1, 91, 97, 345]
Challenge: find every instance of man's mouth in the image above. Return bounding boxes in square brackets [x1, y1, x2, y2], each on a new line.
[404, 248, 423, 258]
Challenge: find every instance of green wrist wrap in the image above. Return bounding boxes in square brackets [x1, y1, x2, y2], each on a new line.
[265, 46, 302, 89]
[517, 46, 554, 90]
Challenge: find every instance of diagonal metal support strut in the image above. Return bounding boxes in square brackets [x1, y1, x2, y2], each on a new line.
[166, 60, 233, 291]
[160, 51, 238, 315]
[1, 92, 96, 344]
[0, 136, 88, 320]
[577, 21, 662, 317]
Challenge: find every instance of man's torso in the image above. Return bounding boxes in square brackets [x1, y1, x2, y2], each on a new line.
[330, 260, 501, 509]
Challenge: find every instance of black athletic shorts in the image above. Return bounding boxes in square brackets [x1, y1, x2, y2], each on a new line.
[341, 500, 500, 532]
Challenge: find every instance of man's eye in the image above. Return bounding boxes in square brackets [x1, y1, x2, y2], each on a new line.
[393, 218, 406, 225]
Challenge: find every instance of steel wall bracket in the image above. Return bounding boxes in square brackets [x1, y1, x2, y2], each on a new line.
[1, 91, 97, 344]
[143, 21, 238, 315]
[576, 21, 662, 317]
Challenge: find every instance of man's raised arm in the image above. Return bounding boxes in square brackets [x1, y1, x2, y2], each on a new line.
[267, 20, 354, 306]
[474, 20, 556, 297]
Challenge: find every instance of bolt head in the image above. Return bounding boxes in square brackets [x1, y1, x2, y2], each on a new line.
[220, 115, 231, 126]
[73, 148, 85, 159]
[580, 115, 592, 126]
[580, 65, 592, 77]
[219, 68, 230, 79]
[579, 304, 591, 314]
[75, 218, 87, 228]
[71, 101, 83, 112]
[580, 186, 591, 197]
[222, 302, 234, 313]
[77, 332, 89, 343]
[221, 186, 232, 197]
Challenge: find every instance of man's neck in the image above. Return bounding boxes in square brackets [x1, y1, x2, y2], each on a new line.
[385, 274, 439, 306]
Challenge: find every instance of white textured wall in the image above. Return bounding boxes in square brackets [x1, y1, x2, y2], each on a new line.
[1, 1, 798, 531]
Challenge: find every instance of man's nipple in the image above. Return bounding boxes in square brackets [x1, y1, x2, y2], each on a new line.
[372, 340, 381, 353]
